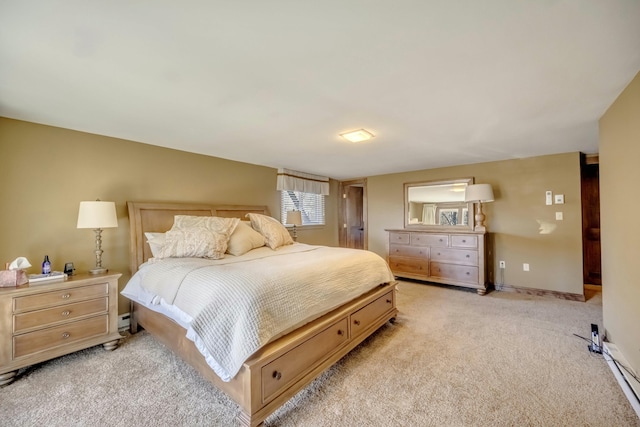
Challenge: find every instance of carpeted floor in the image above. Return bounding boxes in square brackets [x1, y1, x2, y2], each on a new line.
[2, 280, 638, 426]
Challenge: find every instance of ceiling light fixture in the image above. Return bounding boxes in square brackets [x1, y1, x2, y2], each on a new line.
[339, 129, 375, 143]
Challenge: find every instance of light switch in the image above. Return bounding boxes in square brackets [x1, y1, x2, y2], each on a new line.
[554, 194, 564, 204]
[546, 191, 553, 205]
[556, 212, 563, 221]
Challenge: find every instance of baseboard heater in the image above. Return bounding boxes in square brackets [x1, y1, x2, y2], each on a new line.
[603, 342, 640, 418]
[118, 313, 131, 331]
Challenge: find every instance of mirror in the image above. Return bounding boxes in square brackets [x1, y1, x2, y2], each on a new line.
[404, 178, 475, 229]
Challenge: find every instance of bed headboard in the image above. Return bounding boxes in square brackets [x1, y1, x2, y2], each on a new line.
[127, 201, 270, 274]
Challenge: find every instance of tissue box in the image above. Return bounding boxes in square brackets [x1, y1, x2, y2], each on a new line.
[0, 270, 28, 287]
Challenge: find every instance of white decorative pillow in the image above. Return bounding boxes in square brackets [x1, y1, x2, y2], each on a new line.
[246, 213, 293, 250]
[226, 221, 266, 256]
[156, 215, 240, 259]
[158, 228, 225, 259]
[144, 232, 166, 258]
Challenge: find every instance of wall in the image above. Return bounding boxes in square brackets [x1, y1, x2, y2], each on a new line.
[367, 152, 584, 295]
[599, 71, 640, 379]
[0, 118, 339, 313]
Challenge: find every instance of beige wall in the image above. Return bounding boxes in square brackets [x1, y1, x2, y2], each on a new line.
[367, 152, 584, 295]
[599, 71, 640, 377]
[0, 118, 339, 314]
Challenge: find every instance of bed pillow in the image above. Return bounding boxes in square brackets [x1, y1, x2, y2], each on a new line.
[226, 221, 266, 256]
[144, 232, 166, 258]
[158, 228, 227, 259]
[156, 215, 240, 259]
[246, 213, 293, 250]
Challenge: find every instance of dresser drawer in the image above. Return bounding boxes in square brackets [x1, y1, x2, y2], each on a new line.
[14, 298, 108, 333]
[261, 317, 349, 403]
[389, 232, 410, 245]
[388, 256, 428, 276]
[13, 283, 108, 312]
[13, 315, 109, 359]
[351, 290, 395, 338]
[411, 233, 448, 247]
[430, 262, 478, 284]
[430, 248, 478, 266]
[389, 244, 429, 258]
[451, 235, 478, 248]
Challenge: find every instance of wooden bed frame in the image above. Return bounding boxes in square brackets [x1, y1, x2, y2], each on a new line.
[126, 201, 398, 426]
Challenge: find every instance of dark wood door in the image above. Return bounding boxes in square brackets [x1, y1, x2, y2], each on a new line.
[581, 158, 601, 285]
[345, 186, 364, 249]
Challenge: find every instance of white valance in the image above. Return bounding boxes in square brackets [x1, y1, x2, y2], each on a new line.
[276, 168, 330, 195]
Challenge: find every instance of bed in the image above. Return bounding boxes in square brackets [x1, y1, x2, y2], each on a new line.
[124, 201, 398, 426]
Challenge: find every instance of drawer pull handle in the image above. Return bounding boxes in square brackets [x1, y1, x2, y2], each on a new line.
[439, 239, 443, 242]
[462, 239, 466, 243]
[272, 371, 282, 381]
[386, 299, 392, 304]
[466, 255, 470, 258]
[62, 294, 71, 299]
[466, 272, 470, 275]
[337, 329, 344, 336]
[62, 332, 70, 339]
[353, 319, 361, 326]
[61, 310, 70, 316]
[437, 252, 440, 255]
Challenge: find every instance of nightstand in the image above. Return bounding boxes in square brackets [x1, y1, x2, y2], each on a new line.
[0, 272, 122, 386]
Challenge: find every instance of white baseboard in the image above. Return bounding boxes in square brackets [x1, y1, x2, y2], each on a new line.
[603, 342, 640, 418]
[118, 313, 131, 331]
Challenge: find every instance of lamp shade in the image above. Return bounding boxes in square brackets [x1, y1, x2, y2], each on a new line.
[464, 184, 494, 202]
[77, 201, 118, 229]
[285, 210, 302, 226]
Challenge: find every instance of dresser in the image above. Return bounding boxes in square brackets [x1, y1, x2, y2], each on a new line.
[0, 272, 121, 385]
[386, 229, 487, 294]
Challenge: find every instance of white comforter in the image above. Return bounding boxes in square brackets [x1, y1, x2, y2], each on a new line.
[123, 244, 394, 381]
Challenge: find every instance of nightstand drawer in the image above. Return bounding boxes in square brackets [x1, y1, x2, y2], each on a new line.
[14, 298, 108, 333]
[13, 283, 108, 312]
[13, 315, 109, 358]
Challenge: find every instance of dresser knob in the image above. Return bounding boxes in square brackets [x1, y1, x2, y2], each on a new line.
[337, 329, 344, 336]
[61, 310, 70, 316]
[466, 255, 470, 258]
[353, 319, 361, 326]
[439, 239, 443, 242]
[386, 299, 392, 304]
[62, 294, 70, 299]
[437, 252, 440, 255]
[62, 332, 70, 339]
[272, 371, 282, 381]
[462, 239, 466, 243]
[466, 272, 470, 275]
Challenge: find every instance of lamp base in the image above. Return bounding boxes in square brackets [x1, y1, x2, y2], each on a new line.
[89, 267, 107, 275]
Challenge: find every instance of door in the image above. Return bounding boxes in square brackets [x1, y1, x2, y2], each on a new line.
[581, 154, 601, 285]
[339, 179, 367, 249]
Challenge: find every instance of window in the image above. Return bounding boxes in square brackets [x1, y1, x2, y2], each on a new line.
[280, 191, 325, 226]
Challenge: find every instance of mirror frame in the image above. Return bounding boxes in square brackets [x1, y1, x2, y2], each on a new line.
[404, 177, 475, 230]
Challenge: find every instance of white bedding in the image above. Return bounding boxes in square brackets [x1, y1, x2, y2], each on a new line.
[121, 243, 394, 382]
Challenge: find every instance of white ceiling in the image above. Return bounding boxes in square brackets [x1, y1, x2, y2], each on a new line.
[1, 1, 639, 180]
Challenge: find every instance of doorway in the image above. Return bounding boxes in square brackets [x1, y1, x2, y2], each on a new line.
[339, 179, 367, 249]
[581, 153, 601, 287]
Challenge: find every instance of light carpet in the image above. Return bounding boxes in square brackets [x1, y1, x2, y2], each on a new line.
[2, 281, 638, 426]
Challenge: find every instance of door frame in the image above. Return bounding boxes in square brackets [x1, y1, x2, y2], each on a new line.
[339, 178, 368, 249]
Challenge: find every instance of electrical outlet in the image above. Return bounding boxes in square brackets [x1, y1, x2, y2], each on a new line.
[523, 263, 530, 272]
[499, 261, 506, 268]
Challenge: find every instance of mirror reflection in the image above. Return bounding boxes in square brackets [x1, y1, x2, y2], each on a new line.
[404, 178, 474, 229]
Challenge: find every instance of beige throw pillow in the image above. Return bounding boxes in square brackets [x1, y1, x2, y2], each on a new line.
[157, 215, 240, 259]
[247, 213, 293, 250]
[226, 221, 266, 256]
